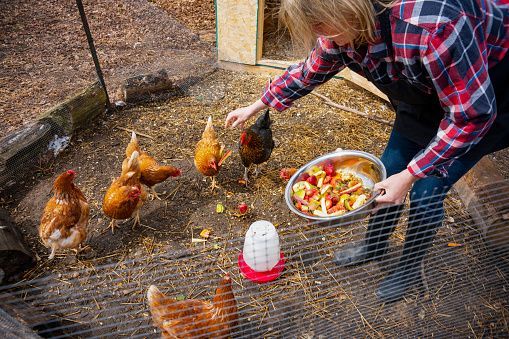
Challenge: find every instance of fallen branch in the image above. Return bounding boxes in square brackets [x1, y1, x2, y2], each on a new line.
[310, 91, 394, 126]
[114, 126, 154, 139]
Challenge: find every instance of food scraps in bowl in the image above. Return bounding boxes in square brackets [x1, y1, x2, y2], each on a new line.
[291, 161, 372, 217]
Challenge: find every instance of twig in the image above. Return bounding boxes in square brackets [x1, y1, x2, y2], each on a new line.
[115, 126, 155, 139]
[311, 91, 394, 126]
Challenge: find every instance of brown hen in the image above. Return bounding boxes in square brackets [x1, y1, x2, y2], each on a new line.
[194, 116, 232, 190]
[126, 132, 181, 200]
[102, 151, 147, 232]
[147, 274, 238, 338]
[39, 170, 89, 259]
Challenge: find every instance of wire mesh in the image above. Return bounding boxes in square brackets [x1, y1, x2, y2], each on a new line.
[1, 186, 508, 338]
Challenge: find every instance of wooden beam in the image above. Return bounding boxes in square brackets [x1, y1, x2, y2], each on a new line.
[40, 81, 107, 134]
[0, 82, 107, 190]
[256, 0, 265, 62]
[118, 69, 182, 103]
[257, 58, 389, 101]
[219, 58, 389, 102]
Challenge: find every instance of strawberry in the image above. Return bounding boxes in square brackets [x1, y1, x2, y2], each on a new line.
[331, 195, 339, 205]
[300, 173, 310, 181]
[238, 203, 248, 214]
[306, 175, 318, 186]
[324, 162, 335, 176]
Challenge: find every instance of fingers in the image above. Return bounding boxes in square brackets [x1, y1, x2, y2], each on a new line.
[231, 118, 244, 129]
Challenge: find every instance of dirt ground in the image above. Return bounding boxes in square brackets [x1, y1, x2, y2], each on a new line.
[0, 0, 214, 140]
[0, 70, 507, 337]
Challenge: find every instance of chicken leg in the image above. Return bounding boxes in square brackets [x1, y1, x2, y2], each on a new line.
[148, 186, 162, 201]
[132, 210, 142, 229]
[108, 219, 119, 233]
[243, 166, 250, 183]
[48, 244, 57, 260]
[210, 176, 220, 191]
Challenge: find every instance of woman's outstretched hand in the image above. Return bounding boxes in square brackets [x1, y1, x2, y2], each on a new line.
[225, 99, 268, 129]
[374, 169, 418, 205]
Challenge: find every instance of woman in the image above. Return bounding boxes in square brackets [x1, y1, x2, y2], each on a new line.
[225, 0, 509, 302]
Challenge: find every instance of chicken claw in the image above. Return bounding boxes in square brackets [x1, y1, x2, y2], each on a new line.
[209, 176, 220, 191]
[149, 187, 162, 201]
[243, 167, 250, 184]
[108, 219, 119, 234]
[132, 210, 142, 229]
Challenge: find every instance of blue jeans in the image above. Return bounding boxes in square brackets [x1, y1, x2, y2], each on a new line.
[367, 127, 509, 267]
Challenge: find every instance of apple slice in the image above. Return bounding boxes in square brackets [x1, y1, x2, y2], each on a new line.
[338, 183, 362, 195]
[293, 189, 306, 200]
[351, 194, 367, 209]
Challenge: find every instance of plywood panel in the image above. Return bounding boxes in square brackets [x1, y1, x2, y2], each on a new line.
[217, 0, 261, 65]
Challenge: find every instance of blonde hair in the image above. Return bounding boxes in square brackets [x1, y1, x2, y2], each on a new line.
[279, 0, 394, 51]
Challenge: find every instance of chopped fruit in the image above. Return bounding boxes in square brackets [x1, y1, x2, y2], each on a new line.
[280, 167, 298, 181]
[324, 162, 335, 176]
[339, 183, 362, 195]
[291, 163, 372, 216]
[314, 170, 326, 178]
[306, 175, 318, 186]
[317, 177, 324, 188]
[294, 189, 306, 200]
[351, 194, 367, 209]
[331, 195, 339, 205]
[320, 184, 332, 195]
[238, 203, 248, 214]
[344, 199, 353, 211]
[216, 203, 225, 213]
[325, 198, 332, 209]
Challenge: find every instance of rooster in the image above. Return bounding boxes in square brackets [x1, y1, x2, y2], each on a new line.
[126, 132, 181, 200]
[39, 170, 89, 259]
[147, 274, 238, 338]
[239, 109, 275, 182]
[102, 151, 147, 232]
[194, 116, 232, 190]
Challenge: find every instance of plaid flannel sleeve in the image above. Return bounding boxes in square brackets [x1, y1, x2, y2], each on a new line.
[261, 37, 345, 111]
[407, 16, 497, 178]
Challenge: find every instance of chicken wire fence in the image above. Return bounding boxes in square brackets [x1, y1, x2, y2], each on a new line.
[1, 185, 508, 338]
[0, 0, 217, 193]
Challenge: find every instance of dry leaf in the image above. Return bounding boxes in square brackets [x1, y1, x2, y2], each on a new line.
[447, 242, 464, 247]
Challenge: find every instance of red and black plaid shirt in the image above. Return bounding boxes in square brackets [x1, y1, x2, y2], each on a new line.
[262, 0, 509, 178]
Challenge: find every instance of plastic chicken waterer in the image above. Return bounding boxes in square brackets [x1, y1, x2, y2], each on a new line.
[238, 220, 285, 283]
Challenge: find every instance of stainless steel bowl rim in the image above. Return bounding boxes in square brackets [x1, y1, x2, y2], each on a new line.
[284, 150, 387, 222]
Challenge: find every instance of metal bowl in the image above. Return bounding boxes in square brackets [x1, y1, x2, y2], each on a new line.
[284, 150, 386, 224]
